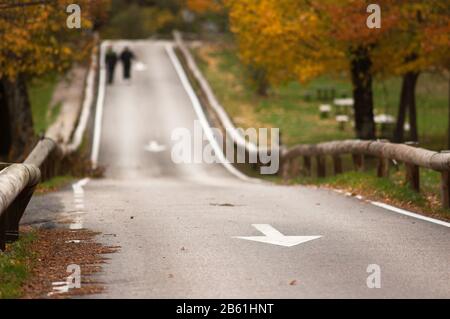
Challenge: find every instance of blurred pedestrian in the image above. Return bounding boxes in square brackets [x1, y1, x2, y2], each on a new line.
[120, 46, 135, 81]
[105, 46, 118, 85]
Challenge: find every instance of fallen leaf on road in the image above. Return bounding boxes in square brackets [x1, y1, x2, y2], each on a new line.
[210, 203, 235, 207]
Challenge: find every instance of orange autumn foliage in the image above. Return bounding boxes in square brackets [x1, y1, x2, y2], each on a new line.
[226, 0, 449, 84]
[186, 0, 223, 14]
[0, 0, 111, 80]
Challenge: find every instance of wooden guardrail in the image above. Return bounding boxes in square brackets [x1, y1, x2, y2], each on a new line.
[174, 31, 450, 210]
[173, 31, 275, 158]
[281, 139, 450, 209]
[0, 138, 60, 250]
[0, 39, 99, 251]
[24, 138, 61, 182]
[0, 164, 41, 250]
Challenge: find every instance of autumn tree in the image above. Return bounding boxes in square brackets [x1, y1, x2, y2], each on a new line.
[377, 0, 450, 142]
[227, 0, 449, 141]
[0, 0, 110, 159]
[226, 0, 326, 96]
[421, 3, 450, 147]
[320, 1, 399, 140]
[226, 0, 400, 139]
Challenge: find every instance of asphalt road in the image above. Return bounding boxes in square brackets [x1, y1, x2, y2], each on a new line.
[25, 41, 450, 298]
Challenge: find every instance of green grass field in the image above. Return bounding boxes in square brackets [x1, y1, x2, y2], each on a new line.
[36, 175, 75, 194]
[193, 43, 449, 150]
[192, 42, 450, 220]
[28, 74, 60, 135]
[0, 232, 37, 299]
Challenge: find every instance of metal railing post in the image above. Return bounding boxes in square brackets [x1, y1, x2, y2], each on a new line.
[5, 185, 37, 242]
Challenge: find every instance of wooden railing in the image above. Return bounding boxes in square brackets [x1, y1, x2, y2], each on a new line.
[0, 40, 99, 251]
[174, 31, 450, 210]
[281, 139, 450, 208]
[0, 138, 61, 250]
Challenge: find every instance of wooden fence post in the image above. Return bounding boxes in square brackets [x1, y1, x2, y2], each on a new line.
[352, 154, 364, 172]
[282, 159, 291, 181]
[316, 155, 326, 178]
[290, 158, 300, 177]
[440, 171, 450, 209]
[405, 142, 420, 192]
[405, 163, 420, 192]
[303, 156, 311, 176]
[377, 157, 389, 178]
[332, 155, 343, 175]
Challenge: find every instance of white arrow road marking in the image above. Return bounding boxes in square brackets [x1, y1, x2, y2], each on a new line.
[234, 224, 321, 247]
[72, 178, 89, 196]
[70, 178, 90, 230]
[144, 141, 167, 153]
[134, 61, 147, 72]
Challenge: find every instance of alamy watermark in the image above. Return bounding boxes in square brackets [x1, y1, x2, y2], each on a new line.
[48, 264, 81, 296]
[366, 264, 381, 288]
[66, 4, 81, 29]
[367, 4, 381, 29]
[65, 3, 380, 30]
[170, 120, 280, 175]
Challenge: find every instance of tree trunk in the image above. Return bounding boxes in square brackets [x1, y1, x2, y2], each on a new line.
[407, 72, 419, 142]
[249, 66, 269, 97]
[0, 75, 35, 161]
[393, 76, 408, 142]
[257, 78, 269, 97]
[448, 76, 450, 149]
[394, 72, 419, 143]
[350, 47, 375, 140]
[0, 81, 11, 157]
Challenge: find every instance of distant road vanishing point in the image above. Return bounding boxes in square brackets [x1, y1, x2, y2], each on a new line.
[25, 40, 450, 299]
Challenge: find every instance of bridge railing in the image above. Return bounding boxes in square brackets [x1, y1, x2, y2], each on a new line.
[0, 164, 41, 250]
[0, 38, 99, 251]
[174, 31, 450, 210]
[281, 139, 450, 209]
[0, 138, 62, 250]
[173, 31, 276, 159]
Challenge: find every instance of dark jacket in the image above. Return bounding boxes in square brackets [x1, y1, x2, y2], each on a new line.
[120, 49, 134, 66]
[105, 51, 118, 68]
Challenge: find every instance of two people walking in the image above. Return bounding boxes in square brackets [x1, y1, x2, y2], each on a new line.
[105, 46, 135, 85]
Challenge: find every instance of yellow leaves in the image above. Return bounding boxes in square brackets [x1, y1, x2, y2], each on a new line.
[61, 46, 72, 56]
[227, 0, 336, 86]
[227, 0, 450, 87]
[141, 8, 176, 34]
[0, 1, 111, 80]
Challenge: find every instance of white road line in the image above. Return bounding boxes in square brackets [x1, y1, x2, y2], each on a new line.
[91, 42, 108, 168]
[170, 40, 449, 227]
[331, 188, 450, 228]
[165, 44, 258, 183]
[370, 201, 450, 228]
[70, 178, 90, 230]
[67, 50, 97, 152]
